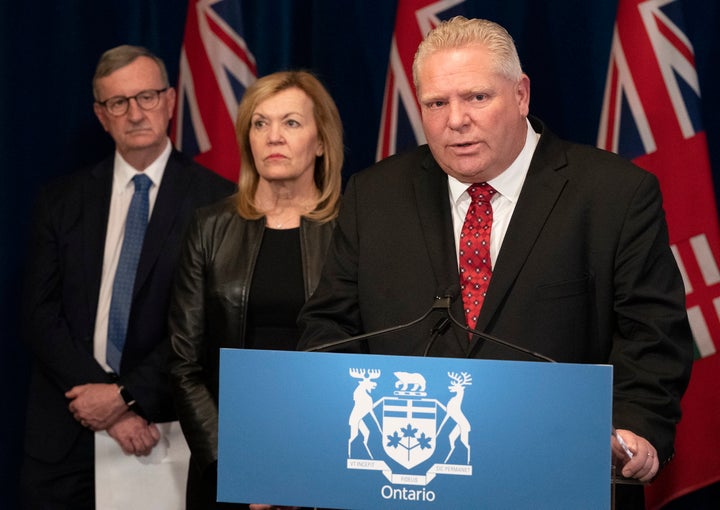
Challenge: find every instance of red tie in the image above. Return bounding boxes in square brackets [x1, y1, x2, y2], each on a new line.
[459, 183, 496, 331]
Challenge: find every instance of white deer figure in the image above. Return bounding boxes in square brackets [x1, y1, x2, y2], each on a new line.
[348, 368, 381, 458]
[438, 371, 472, 464]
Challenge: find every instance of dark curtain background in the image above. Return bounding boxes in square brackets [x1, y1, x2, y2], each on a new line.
[2, 1, 718, 507]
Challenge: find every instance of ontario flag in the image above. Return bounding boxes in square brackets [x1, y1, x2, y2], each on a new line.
[598, 0, 720, 507]
[376, 0, 466, 161]
[171, 0, 257, 182]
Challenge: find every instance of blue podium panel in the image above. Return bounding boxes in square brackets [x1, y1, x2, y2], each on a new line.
[218, 349, 612, 509]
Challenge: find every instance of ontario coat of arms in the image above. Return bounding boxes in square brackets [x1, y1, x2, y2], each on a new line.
[346, 368, 474, 487]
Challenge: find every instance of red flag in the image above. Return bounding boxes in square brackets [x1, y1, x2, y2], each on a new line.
[171, 0, 257, 182]
[598, 0, 720, 507]
[376, 0, 466, 161]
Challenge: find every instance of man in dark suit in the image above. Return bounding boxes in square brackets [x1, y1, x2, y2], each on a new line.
[298, 16, 693, 504]
[20, 45, 235, 509]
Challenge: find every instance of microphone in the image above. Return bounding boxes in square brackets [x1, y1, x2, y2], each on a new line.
[304, 285, 457, 353]
[445, 301, 556, 363]
[422, 284, 458, 356]
[304, 282, 554, 362]
[421, 283, 554, 362]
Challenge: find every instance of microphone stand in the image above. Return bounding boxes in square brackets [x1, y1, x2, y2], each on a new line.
[304, 284, 554, 363]
[423, 317, 450, 357]
[445, 307, 556, 363]
[304, 291, 453, 353]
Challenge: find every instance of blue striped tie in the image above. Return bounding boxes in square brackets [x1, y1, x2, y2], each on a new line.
[107, 174, 152, 373]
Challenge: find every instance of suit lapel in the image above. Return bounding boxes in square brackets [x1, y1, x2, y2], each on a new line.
[83, 160, 113, 319]
[475, 126, 569, 333]
[133, 151, 190, 297]
[413, 152, 458, 292]
[412, 151, 469, 351]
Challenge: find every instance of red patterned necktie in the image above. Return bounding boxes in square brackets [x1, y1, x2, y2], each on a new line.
[459, 182, 496, 332]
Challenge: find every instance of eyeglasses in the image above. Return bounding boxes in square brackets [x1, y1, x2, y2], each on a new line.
[96, 88, 169, 116]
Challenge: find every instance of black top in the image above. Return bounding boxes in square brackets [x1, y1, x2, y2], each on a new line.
[245, 227, 304, 350]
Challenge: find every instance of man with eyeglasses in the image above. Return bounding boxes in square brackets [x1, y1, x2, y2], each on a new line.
[20, 45, 236, 509]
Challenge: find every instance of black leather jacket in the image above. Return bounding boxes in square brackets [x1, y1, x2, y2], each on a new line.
[168, 198, 336, 471]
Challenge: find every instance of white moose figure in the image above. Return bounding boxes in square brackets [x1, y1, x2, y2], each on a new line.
[438, 371, 472, 464]
[348, 368, 381, 458]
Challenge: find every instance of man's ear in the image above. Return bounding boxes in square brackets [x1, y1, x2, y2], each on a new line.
[93, 102, 109, 132]
[517, 74, 531, 117]
[164, 87, 177, 119]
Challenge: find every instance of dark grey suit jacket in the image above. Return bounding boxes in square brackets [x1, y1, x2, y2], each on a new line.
[298, 117, 693, 464]
[22, 149, 235, 463]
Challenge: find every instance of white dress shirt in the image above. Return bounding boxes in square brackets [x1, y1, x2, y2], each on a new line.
[448, 118, 541, 267]
[93, 139, 172, 370]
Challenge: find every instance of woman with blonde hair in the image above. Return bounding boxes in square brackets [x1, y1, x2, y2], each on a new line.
[169, 70, 343, 509]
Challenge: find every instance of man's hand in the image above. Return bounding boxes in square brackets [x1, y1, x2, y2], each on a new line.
[612, 428, 660, 482]
[66, 383, 126, 430]
[107, 411, 161, 456]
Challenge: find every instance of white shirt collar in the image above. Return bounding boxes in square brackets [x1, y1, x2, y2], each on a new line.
[112, 138, 172, 193]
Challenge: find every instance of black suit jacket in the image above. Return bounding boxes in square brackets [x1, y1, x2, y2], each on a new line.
[22, 149, 235, 463]
[298, 117, 693, 464]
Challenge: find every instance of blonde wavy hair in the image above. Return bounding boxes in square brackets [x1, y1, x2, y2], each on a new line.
[234, 71, 343, 223]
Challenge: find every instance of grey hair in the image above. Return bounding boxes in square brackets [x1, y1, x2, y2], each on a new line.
[92, 45, 169, 100]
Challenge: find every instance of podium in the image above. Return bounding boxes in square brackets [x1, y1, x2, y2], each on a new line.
[218, 349, 612, 509]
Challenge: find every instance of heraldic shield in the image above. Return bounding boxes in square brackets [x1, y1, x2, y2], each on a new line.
[382, 398, 438, 469]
